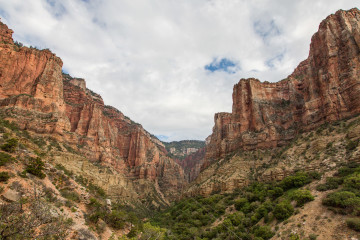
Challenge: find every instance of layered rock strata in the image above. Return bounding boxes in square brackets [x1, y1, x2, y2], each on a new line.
[0, 20, 185, 203]
[205, 8, 360, 164]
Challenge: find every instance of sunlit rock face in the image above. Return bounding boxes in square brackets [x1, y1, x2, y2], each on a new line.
[205, 8, 360, 166]
[0, 20, 186, 204]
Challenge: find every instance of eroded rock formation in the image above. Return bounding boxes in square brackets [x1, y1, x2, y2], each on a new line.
[205, 8, 360, 164]
[0, 20, 186, 204]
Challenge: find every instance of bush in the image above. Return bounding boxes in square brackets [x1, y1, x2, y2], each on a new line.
[289, 189, 314, 207]
[105, 210, 126, 229]
[273, 201, 294, 221]
[88, 183, 106, 198]
[0, 172, 10, 182]
[337, 163, 360, 177]
[60, 189, 81, 203]
[309, 233, 317, 240]
[280, 172, 311, 190]
[25, 157, 46, 179]
[252, 225, 274, 240]
[1, 138, 18, 153]
[308, 171, 322, 180]
[316, 177, 342, 191]
[346, 140, 358, 151]
[268, 187, 284, 199]
[344, 173, 360, 190]
[346, 218, 360, 232]
[322, 191, 360, 214]
[234, 198, 248, 211]
[0, 152, 14, 166]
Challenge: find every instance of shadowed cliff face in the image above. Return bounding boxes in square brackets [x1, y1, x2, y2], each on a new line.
[205, 8, 360, 166]
[0, 21, 186, 203]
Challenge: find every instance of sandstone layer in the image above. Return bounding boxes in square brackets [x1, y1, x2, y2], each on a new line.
[205, 8, 360, 166]
[175, 147, 205, 182]
[0, 21, 186, 204]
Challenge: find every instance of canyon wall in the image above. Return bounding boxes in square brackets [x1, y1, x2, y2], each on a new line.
[175, 147, 205, 182]
[205, 8, 360, 165]
[0, 21, 186, 203]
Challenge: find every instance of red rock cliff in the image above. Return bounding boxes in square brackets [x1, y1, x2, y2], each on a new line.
[206, 8, 360, 163]
[0, 20, 186, 201]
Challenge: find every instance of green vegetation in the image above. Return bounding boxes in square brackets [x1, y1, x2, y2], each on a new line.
[25, 157, 46, 179]
[86, 198, 145, 236]
[150, 172, 319, 239]
[60, 189, 81, 203]
[346, 218, 360, 232]
[316, 177, 342, 191]
[346, 139, 359, 152]
[14, 40, 23, 48]
[75, 175, 107, 198]
[289, 189, 314, 207]
[321, 163, 360, 217]
[0, 152, 14, 166]
[163, 140, 205, 159]
[1, 138, 18, 153]
[0, 119, 20, 132]
[0, 171, 11, 182]
[273, 201, 294, 220]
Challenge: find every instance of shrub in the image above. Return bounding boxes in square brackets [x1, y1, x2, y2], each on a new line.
[14, 41, 23, 48]
[280, 172, 311, 190]
[308, 171, 322, 180]
[60, 189, 80, 203]
[273, 201, 294, 221]
[316, 177, 342, 191]
[1, 138, 18, 153]
[32, 137, 46, 148]
[322, 191, 360, 214]
[346, 140, 359, 151]
[346, 218, 360, 232]
[0, 120, 19, 131]
[309, 234, 317, 240]
[268, 187, 284, 199]
[252, 225, 274, 240]
[105, 210, 126, 229]
[337, 163, 360, 177]
[344, 173, 360, 190]
[234, 198, 248, 211]
[0, 172, 10, 182]
[25, 157, 46, 179]
[0, 152, 14, 166]
[88, 183, 106, 198]
[289, 189, 314, 207]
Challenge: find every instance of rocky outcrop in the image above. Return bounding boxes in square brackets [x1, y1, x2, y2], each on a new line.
[176, 147, 205, 182]
[187, 114, 360, 196]
[205, 8, 360, 164]
[0, 21, 186, 203]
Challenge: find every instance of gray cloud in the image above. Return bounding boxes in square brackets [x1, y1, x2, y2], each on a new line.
[0, 0, 357, 141]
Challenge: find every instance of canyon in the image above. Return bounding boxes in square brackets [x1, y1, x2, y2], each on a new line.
[0, 7, 360, 239]
[0, 20, 186, 206]
[187, 8, 360, 196]
[205, 8, 360, 167]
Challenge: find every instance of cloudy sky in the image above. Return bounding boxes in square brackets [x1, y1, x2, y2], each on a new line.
[0, 1, 357, 141]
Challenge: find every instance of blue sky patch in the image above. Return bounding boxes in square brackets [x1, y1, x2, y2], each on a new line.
[266, 52, 285, 68]
[205, 58, 239, 74]
[253, 19, 280, 43]
[45, 0, 67, 19]
[156, 135, 169, 142]
[0, 9, 9, 20]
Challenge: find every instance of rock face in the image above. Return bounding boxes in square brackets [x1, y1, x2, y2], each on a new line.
[2, 189, 21, 202]
[205, 8, 360, 165]
[175, 147, 205, 182]
[0, 21, 186, 203]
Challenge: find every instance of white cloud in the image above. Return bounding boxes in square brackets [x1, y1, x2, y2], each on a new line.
[0, 0, 358, 141]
